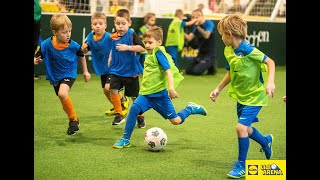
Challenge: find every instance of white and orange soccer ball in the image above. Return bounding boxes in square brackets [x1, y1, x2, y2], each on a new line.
[144, 127, 168, 151]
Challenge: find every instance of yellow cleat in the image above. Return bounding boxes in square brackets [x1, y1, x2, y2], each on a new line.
[122, 96, 130, 109]
[105, 108, 115, 116]
[105, 97, 130, 116]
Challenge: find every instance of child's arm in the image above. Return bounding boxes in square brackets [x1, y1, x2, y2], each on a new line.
[209, 71, 231, 102]
[116, 44, 145, 52]
[79, 56, 91, 82]
[77, 49, 91, 82]
[185, 18, 197, 26]
[115, 32, 145, 53]
[165, 69, 179, 99]
[264, 57, 276, 98]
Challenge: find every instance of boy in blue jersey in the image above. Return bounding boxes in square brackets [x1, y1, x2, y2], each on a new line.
[81, 12, 129, 117]
[34, 14, 91, 135]
[109, 9, 146, 128]
[113, 26, 208, 149]
[209, 13, 276, 179]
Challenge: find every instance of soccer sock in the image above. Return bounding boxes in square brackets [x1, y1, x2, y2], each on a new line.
[177, 108, 192, 124]
[61, 97, 78, 121]
[249, 127, 268, 147]
[110, 93, 122, 115]
[123, 104, 141, 140]
[238, 137, 249, 167]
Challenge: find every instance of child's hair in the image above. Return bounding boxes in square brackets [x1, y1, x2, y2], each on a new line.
[115, 9, 131, 22]
[143, 12, 156, 24]
[192, 8, 203, 15]
[142, 26, 163, 42]
[217, 13, 247, 39]
[91, 11, 107, 24]
[50, 14, 72, 31]
[175, 9, 184, 17]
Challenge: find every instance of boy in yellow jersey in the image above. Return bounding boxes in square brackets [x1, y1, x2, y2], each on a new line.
[209, 13, 276, 178]
[165, 9, 197, 68]
[81, 12, 129, 116]
[34, 14, 91, 135]
[113, 26, 207, 149]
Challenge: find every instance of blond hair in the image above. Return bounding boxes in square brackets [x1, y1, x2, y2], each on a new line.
[217, 13, 247, 39]
[50, 14, 72, 31]
[175, 9, 184, 17]
[91, 11, 107, 24]
[115, 9, 131, 22]
[142, 26, 163, 42]
[143, 12, 156, 24]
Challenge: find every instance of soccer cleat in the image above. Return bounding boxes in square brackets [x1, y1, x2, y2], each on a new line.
[226, 161, 246, 179]
[122, 96, 130, 109]
[67, 119, 80, 135]
[260, 134, 273, 159]
[112, 114, 126, 125]
[186, 102, 208, 116]
[137, 116, 146, 128]
[113, 138, 131, 148]
[105, 107, 115, 116]
[105, 97, 130, 116]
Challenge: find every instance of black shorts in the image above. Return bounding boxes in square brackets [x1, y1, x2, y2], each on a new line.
[53, 78, 75, 96]
[100, 74, 111, 88]
[109, 74, 140, 98]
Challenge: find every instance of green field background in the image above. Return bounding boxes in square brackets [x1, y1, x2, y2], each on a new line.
[34, 67, 286, 179]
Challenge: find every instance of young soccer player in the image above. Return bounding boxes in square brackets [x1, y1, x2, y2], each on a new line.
[113, 26, 207, 149]
[81, 12, 129, 116]
[209, 13, 276, 178]
[165, 9, 197, 68]
[34, 14, 91, 135]
[137, 12, 156, 37]
[109, 9, 146, 127]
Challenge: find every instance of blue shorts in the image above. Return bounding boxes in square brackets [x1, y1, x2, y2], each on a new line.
[236, 103, 262, 126]
[133, 94, 178, 120]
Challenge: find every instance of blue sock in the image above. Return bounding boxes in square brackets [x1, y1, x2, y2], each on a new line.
[177, 108, 191, 124]
[123, 104, 141, 140]
[238, 137, 249, 167]
[249, 127, 267, 147]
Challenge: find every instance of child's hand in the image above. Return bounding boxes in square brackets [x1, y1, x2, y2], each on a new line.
[34, 56, 42, 64]
[282, 96, 286, 103]
[116, 44, 130, 51]
[81, 42, 88, 53]
[83, 72, 91, 82]
[266, 83, 275, 98]
[209, 89, 220, 102]
[168, 89, 179, 99]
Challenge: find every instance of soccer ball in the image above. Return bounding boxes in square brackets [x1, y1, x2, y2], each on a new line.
[144, 127, 168, 151]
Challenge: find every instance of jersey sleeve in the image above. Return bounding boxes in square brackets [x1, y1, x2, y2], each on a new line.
[132, 32, 145, 48]
[156, 50, 170, 71]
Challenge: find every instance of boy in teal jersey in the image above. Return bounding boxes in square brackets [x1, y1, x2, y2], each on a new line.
[209, 13, 276, 179]
[165, 9, 197, 68]
[113, 26, 207, 149]
[109, 9, 146, 128]
[34, 14, 91, 135]
[81, 12, 129, 117]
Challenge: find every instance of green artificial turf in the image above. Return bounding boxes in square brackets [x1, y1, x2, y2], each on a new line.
[34, 67, 286, 179]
